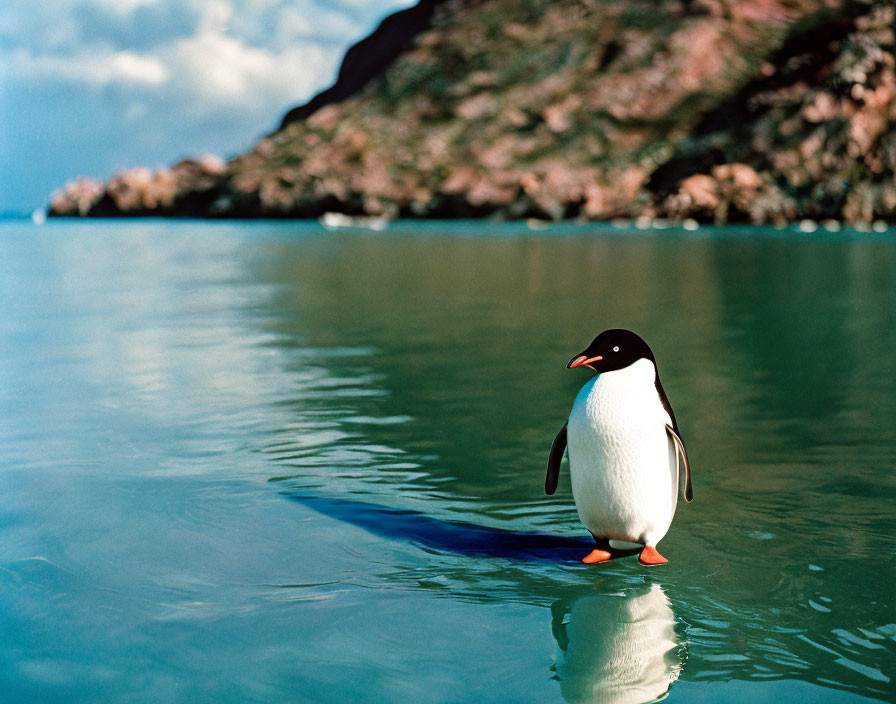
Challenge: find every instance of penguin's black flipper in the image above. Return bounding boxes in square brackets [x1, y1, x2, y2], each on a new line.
[545, 424, 568, 495]
[666, 424, 693, 502]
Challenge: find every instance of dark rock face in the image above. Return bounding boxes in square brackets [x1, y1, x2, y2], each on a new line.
[49, 0, 896, 225]
[279, 0, 449, 129]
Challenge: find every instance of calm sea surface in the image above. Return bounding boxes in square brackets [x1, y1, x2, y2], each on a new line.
[1, 219, 894, 703]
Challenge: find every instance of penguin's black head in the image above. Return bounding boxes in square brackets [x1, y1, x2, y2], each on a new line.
[567, 329, 655, 373]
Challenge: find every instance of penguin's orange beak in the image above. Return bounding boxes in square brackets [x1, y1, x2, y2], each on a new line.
[567, 354, 602, 370]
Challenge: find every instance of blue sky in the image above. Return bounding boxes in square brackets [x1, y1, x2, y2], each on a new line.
[0, 0, 415, 213]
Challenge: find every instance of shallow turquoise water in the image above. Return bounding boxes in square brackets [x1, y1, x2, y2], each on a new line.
[0, 219, 894, 703]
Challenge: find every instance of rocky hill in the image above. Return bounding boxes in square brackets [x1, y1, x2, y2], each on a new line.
[49, 0, 896, 225]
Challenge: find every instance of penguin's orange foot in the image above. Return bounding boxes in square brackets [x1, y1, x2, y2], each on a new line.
[582, 548, 612, 564]
[639, 545, 668, 565]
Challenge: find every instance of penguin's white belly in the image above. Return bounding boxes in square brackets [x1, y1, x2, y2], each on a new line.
[567, 362, 678, 546]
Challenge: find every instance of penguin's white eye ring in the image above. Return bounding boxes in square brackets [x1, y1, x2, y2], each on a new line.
[613, 346, 619, 352]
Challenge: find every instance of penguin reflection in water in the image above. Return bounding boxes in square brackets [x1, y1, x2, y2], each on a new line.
[552, 584, 682, 704]
[546, 330, 693, 565]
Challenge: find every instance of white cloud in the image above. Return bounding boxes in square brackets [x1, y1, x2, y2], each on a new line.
[2, 0, 418, 104]
[87, 0, 160, 17]
[197, 0, 234, 32]
[161, 26, 340, 117]
[170, 31, 273, 100]
[110, 51, 170, 85]
[1, 0, 376, 115]
[272, 4, 362, 45]
[6, 47, 169, 87]
[270, 6, 317, 43]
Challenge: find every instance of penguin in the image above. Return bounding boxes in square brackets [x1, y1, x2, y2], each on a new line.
[545, 329, 692, 565]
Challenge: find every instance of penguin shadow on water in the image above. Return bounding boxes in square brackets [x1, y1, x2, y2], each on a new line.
[285, 491, 606, 562]
[551, 582, 684, 704]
